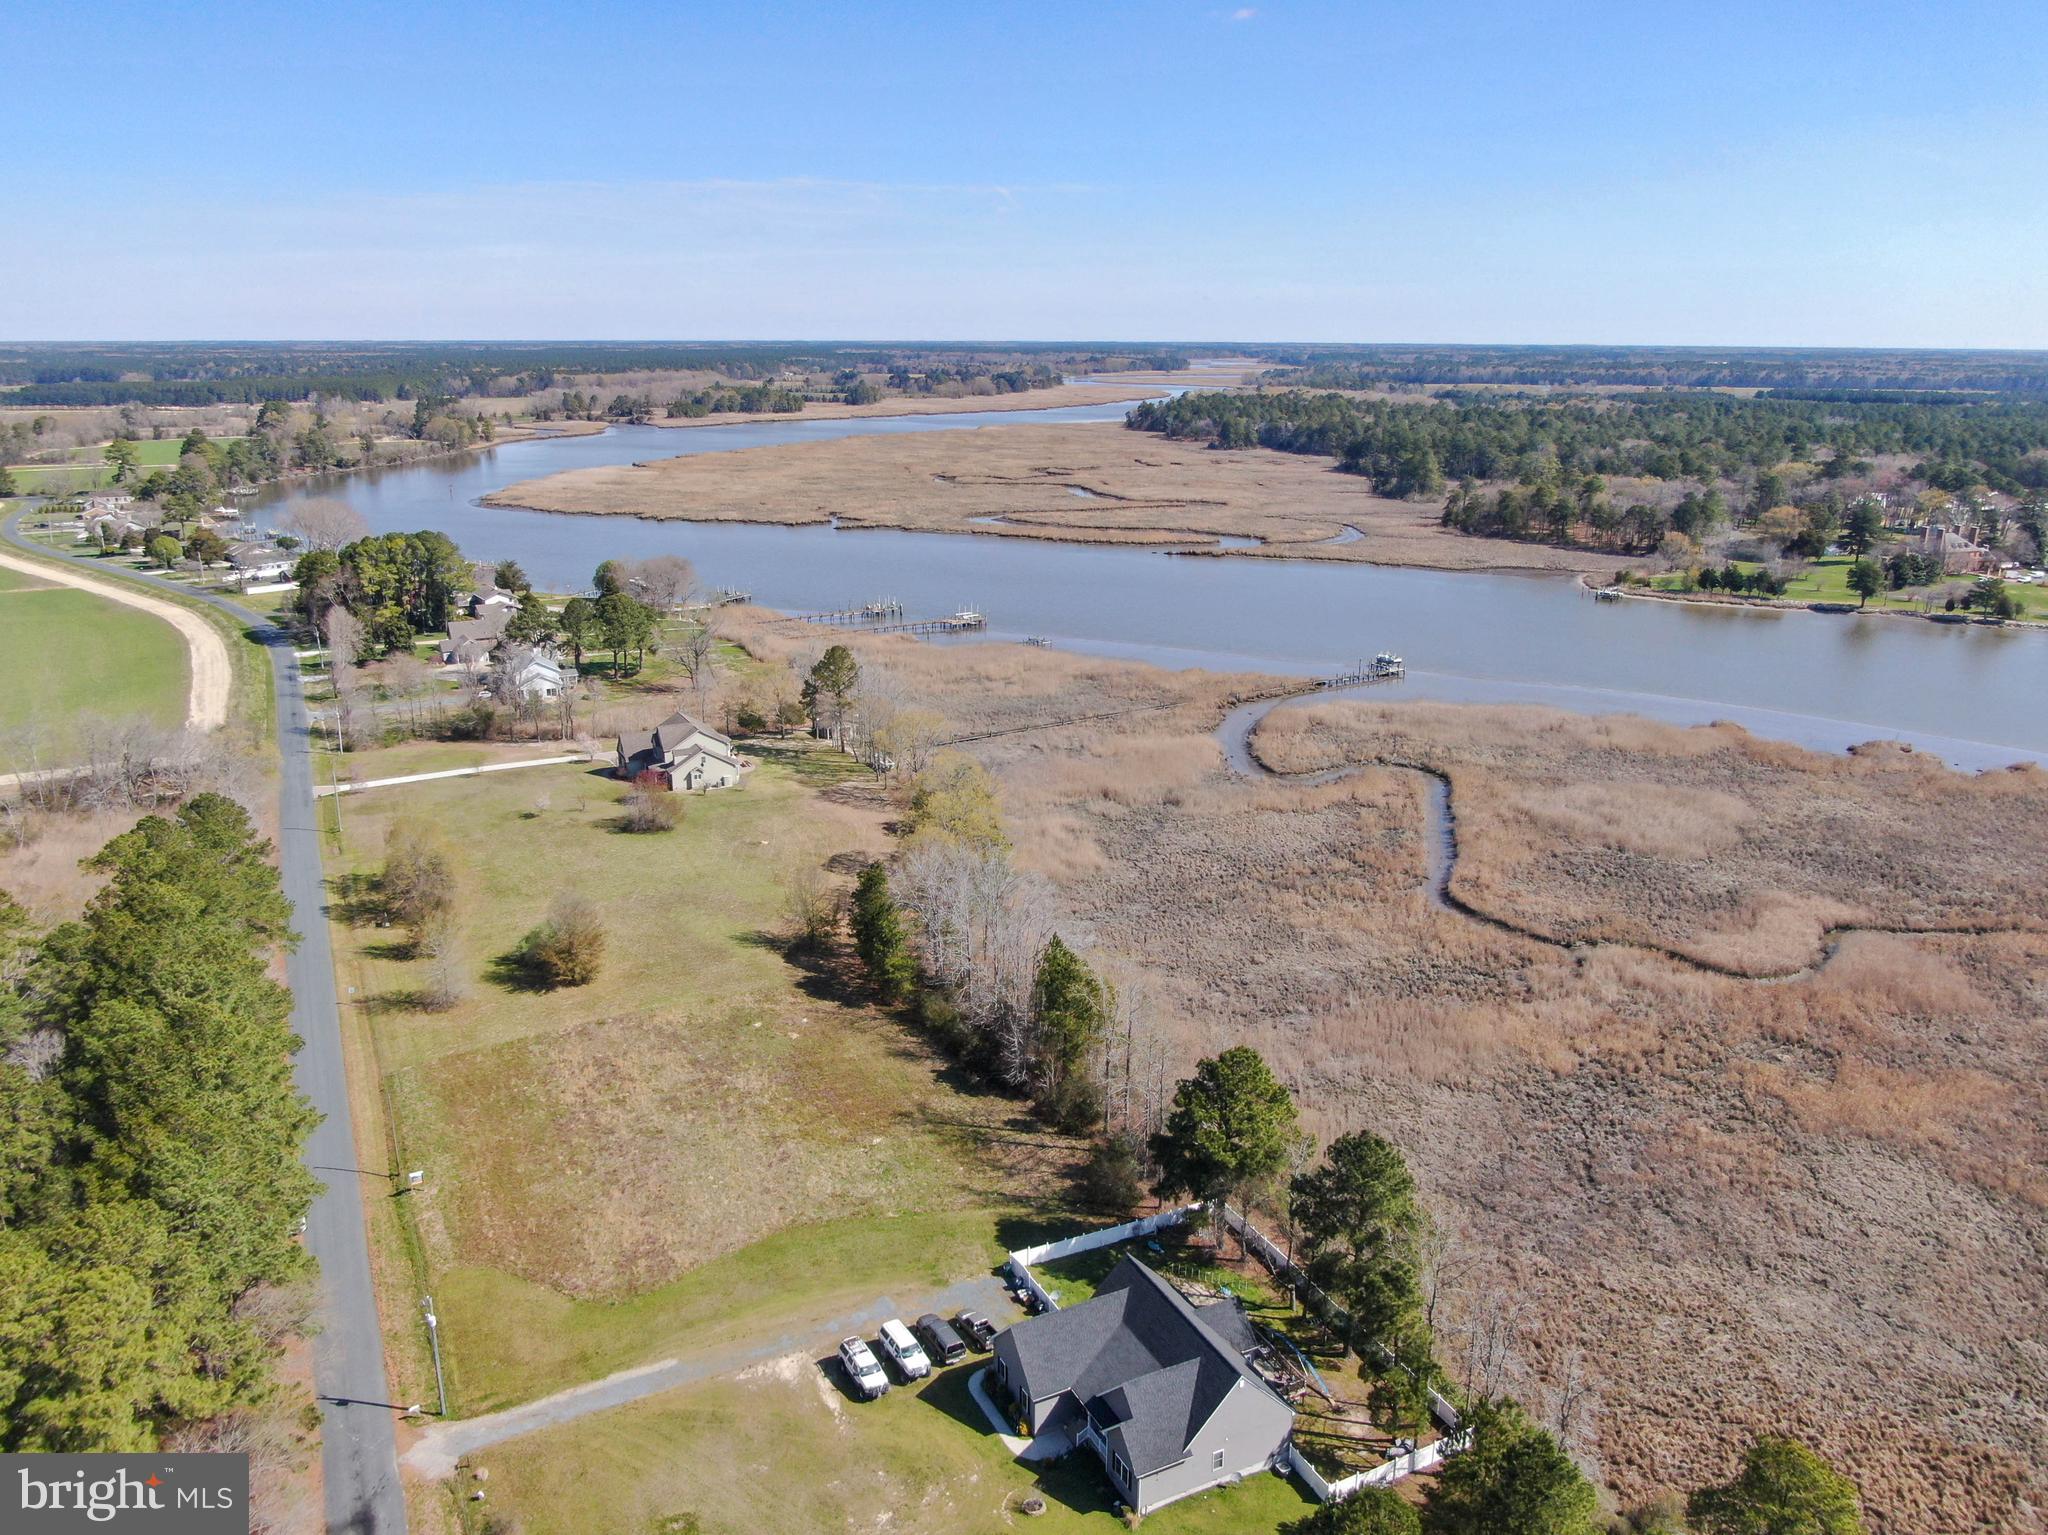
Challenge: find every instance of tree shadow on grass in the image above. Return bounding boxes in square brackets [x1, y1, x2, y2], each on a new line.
[485, 947, 554, 994]
[328, 870, 390, 928]
[361, 990, 434, 1018]
[737, 928, 872, 1007]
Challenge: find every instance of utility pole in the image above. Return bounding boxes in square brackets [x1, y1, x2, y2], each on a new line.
[421, 1295, 448, 1416]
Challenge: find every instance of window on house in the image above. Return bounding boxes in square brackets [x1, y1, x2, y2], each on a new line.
[1212, 1449, 1226, 1471]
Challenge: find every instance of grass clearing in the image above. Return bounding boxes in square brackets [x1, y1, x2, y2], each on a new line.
[0, 582, 190, 767]
[460, 1354, 1318, 1535]
[1653, 552, 2048, 620]
[327, 748, 1089, 1416]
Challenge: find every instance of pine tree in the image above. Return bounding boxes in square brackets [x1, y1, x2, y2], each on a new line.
[1030, 936, 1108, 1127]
[850, 863, 915, 1002]
[1688, 1437, 1865, 1535]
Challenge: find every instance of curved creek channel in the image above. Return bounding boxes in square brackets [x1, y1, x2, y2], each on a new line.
[1216, 688, 2039, 983]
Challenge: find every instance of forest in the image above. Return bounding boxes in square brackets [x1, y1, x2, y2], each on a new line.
[1127, 388, 2048, 497]
[1258, 344, 2048, 395]
[0, 342, 1176, 408]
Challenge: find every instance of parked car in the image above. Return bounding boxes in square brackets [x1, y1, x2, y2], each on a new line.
[877, 1317, 932, 1380]
[838, 1336, 889, 1400]
[952, 1310, 997, 1352]
[915, 1312, 967, 1367]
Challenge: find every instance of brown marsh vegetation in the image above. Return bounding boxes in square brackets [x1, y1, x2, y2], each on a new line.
[646, 378, 1159, 428]
[726, 614, 2047, 1534]
[486, 422, 1620, 573]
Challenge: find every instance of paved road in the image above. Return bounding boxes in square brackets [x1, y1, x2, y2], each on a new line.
[402, 1272, 1016, 1480]
[1, 514, 407, 1535]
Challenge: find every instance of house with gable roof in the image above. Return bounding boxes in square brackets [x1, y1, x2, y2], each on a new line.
[989, 1256, 1294, 1515]
[614, 710, 743, 791]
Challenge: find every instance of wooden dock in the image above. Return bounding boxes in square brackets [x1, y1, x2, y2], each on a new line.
[790, 601, 986, 636]
[795, 599, 905, 625]
[861, 610, 986, 636]
[1320, 654, 1405, 687]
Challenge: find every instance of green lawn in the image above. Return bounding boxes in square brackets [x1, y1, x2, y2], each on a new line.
[1033, 1226, 1276, 1311]
[0, 577, 189, 770]
[1656, 553, 2048, 619]
[459, 1354, 1318, 1535]
[327, 752, 1089, 1415]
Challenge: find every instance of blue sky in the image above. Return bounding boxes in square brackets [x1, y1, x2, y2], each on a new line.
[5, 0, 2046, 344]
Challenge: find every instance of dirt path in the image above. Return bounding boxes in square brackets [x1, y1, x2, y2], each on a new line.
[0, 548, 230, 733]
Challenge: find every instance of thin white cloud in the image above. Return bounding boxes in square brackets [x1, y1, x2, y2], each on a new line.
[1231, 7, 1258, 20]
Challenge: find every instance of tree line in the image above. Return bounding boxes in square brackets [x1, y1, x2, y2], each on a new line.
[1259, 344, 2048, 396]
[0, 798, 318, 1458]
[1129, 389, 2048, 497]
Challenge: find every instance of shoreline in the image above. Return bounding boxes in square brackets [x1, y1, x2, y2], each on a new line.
[1577, 571, 2044, 631]
[474, 486, 1638, 576]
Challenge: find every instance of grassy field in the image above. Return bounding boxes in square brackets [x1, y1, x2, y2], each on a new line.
[326, 746, 1091, 1418]
[4, 436, 229, 494]
[0, 567, 191, 768]
[1654, 552, 2048, 619]
[457, 1354, 1319, 1535]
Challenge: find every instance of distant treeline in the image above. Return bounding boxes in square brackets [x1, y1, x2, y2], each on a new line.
[1259, 345, 2048, 396]
[1127, 389, 2048, 495]
[0, 342, 1189, 408]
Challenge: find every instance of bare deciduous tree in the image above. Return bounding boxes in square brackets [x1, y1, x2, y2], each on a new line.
[279, 497, 369, 551]
[632, 553, 697, 613]
[677, 621, 720, 700]
[783, 860, 837, 951]
[873, 706, 949, 781]
[324, 607, 366, 749]
[896, 841, 1056, 1087]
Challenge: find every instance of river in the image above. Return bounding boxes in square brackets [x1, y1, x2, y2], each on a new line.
[241, 404, 2048, 771]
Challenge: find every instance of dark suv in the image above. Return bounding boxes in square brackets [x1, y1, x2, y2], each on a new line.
[914, 1312, 967, 1367]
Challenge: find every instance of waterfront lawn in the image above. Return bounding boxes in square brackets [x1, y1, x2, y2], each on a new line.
[458, 1357, 1318, 1535]
[1655, 554, 2048, 619]
[329, 751, 1088, 1414]
[0, 581, 189, 768]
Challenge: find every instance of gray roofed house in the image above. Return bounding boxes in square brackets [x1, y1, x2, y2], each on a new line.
[439, 608, 511, 664]
[990, 1256, 1294, 1515]
[497, 645, 568, 700]
[615, 710, 743, 791]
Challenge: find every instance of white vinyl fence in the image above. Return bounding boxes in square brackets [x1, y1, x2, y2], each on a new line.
[1006, 1204, 1203, 1312]
[1216, 1201, 1463, 1435]
[1006, 1201, 1468, 1506]
[1288, 1439, 1450, 1502]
